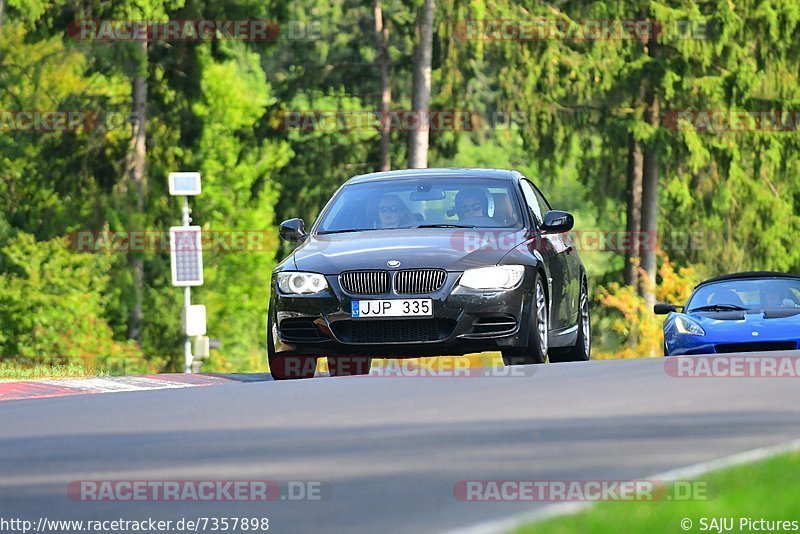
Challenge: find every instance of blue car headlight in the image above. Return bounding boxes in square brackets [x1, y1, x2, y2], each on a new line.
[675, 315, 705, 336]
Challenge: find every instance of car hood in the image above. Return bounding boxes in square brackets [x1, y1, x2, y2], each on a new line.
[291, 229, 528, 274]
[689, 310, 800, 339]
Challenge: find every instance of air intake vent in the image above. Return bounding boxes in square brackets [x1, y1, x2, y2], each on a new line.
[339, 271, 390, 295]
[471, 315, 517, 335]
[331, 318, 456, 344]
[715, 341, 797, 353]
[394, 269, 447, 294]
[278, 318, 327, 342]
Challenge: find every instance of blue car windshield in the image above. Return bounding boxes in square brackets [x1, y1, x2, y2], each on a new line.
[316, 178, 525, 233]
[687, 278, 800, 311]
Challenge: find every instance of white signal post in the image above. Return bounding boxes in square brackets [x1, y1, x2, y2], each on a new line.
[168, 172, 204, 373]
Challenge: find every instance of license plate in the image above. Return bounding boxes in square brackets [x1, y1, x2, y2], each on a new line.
[351, 299, 433, 318]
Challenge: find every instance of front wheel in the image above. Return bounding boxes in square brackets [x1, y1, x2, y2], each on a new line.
[502, 272, 548, 366]
[267, 315, 317, 380]
[549, 279, 591, 363]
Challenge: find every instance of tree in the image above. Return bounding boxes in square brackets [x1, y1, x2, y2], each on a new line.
[640, 78, 660, 308]
[624, 135, 643, 288]
[408, 0, 434, 168]
[123, 40, 149, 341]
[374, 0, 392, 171]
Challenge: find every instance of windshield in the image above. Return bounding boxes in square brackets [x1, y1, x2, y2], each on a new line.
[316, 177, 525, 233]
[687, 278, 800, 311]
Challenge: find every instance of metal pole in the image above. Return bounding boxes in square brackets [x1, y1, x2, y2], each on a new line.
[183, 196, 193, 373]
[184, 286, 192, 373]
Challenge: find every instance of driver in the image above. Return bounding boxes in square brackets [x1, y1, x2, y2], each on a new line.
[760, 286, 795, 308]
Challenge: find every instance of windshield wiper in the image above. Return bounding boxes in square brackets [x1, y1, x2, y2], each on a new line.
[688, 304, 748, 312]
[411, 224, 477, 229]
[319, 224, 479, 234]
[317, 228, 377, 235]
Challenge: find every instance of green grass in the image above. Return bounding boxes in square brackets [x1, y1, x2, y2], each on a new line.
[516, 451, 800, 534]
[0, 361, 108, 381]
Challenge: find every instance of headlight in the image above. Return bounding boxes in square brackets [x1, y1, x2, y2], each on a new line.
[459, 265, 525, 290]
[675, 315, 705, 336]
[276, 272, 328, 294]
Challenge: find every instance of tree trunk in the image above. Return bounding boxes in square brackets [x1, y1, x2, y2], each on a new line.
[640, 89, 660, 309]
[374, 0, 391, 171]
[126, 41, 148, 342]
[0, 0, 5, 28]
[624, 135, 643, 289]
[408, 0, 434, 169]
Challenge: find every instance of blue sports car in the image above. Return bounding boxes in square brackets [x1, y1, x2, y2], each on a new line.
[655, 272, 800, 356]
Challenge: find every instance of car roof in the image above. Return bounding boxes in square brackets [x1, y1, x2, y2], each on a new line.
[696, 271, 800, 288]
[346, 168, 521, 184]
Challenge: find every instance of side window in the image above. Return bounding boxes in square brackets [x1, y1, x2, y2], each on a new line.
[519, 180, 544, 226]
[531, 185, 551, 218]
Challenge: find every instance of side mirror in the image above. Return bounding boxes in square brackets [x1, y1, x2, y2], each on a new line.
[654, 303, 682, 315]
[279, 218, 307, 242]
[541, 210, 574, 233]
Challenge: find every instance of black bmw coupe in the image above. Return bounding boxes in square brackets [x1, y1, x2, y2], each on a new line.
[268, 168, 590, 379]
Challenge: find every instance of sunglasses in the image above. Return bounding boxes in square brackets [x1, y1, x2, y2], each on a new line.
[379, 205, 402, 214]
[457, 202, 483, 213]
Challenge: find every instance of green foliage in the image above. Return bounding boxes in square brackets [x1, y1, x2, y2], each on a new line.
[190, 41, 291, 371]
[594, 253, 700, 359]
[0, 230, 145, 369]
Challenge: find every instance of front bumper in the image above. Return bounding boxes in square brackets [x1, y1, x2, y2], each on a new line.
[270, 271, 533, 358]
[666, 335, 800, 355]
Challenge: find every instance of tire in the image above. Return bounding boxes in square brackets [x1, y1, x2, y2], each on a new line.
[502, 271, 548, 366]
[267, 314, 317, 380]
[328, 356, 373, 377]
[549, 279, 591, 363]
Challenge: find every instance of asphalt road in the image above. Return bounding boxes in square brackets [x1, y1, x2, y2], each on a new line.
[2, 356, 800, 533]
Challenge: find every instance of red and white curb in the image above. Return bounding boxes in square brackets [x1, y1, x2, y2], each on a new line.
[0, 374, 253, 402]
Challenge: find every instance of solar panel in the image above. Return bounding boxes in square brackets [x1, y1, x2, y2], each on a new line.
[168, 172, 201, 196]
[170, 226, 203, 286]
